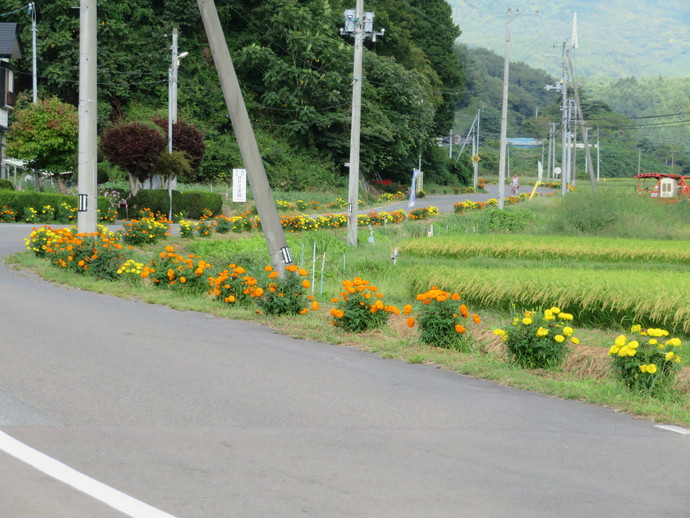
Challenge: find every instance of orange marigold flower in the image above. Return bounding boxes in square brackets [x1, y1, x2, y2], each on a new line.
[472, 314, 481, 324]
[331, 297, 339, 303]
[298, 268, 308, 276]
[302, 280, 311, 289]
[455, 324, 466, 334]
[403, 304, 413, 315]
[451, 293, 461, 301]
[460, 304, 469, 319]
[311, 301, 319, 311]
[286, 264, 298, 273]
[407, 317, 415, 327]
[264, 265, 273, 272]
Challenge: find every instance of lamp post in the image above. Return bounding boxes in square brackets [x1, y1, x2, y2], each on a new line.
[168, 28, 187, 220]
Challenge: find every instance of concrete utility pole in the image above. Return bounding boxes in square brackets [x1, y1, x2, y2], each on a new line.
[77, 0, 98, 233]
[341, 3, 383, 245]
[167, 28, 188, 220]
[560, 43, 568, 197]
[346, 0, 364, 246]
[497, 7, 512, 209]
[29, 2, 37, 103]
[196, 0, 292, 274]
[566, 50, 596, 191]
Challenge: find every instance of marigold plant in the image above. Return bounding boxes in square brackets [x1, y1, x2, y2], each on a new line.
[141, 245, 211, 292]
[208, 263, 259, 305]
[494, 306, 578, 369]
[608, 325, 682, 397]
[122, 215, 171, 245]
[255, 264, 315, 316]
[330, 277, 398, 332]
[410, 287, 480, 351]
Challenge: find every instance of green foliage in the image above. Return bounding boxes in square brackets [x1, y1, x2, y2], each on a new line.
[152, 151, 192, 185]
[6, 95, 78, 187]
[413, 288, 477, 352]
[178, 191, 223, 219]
[129, 189, 181, 219]
[495, 307, 578, 370]
[255, 265, 313, 317]
[608, 326, 683, 397]
[331, 277, 394, 333]
[121, 217, 170, 246]
[0, 179, 15, 190]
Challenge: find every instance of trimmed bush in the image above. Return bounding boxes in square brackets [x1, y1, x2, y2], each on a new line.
[128, 189, 221, 219]
[0, 179, 15, 190]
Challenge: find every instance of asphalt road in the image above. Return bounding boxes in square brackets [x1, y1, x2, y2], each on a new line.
[0, 216, 688, 517]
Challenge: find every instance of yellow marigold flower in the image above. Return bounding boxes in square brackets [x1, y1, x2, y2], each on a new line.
[647, 364, 657, 374]
[570, 337, 580, 345]
[631, 324, 642, 333]
[407, 317, 415, 328]
[558, 313, 573, 321]
[536, 327, 549, 337]
[550, 307, 561, 314]
[665, 338, 682, 347]
[614, 335, 627, 347]
[493, 329, 506, 336]
[609, 345, 620, 355]
[554, 335, 565, 343]
[639, 364, 648, 373]
[627, 340, 639, 348]
[562, 326, 573, 337]
[649, 339, 658, 345]
[665, 351, 675, 361]
[522, 317, 533, 325]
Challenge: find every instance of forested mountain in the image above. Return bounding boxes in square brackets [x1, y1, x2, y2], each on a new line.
[1, 0, 469, 187]
[449, 0, 690, 78]
[454, 46, 690, 177]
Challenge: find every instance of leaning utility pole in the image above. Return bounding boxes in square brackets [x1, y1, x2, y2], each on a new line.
[77, 0, 98, 233]
[196, 0, 292, 274]
[497, 7, 512, 209]
[566, 50, 596, 191]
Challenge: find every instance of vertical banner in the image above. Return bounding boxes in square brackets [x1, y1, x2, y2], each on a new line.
[408, 168, 419, 208]
[232, 168, 247, 202]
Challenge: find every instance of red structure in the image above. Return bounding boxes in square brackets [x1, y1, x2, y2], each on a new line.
[634, 173, 690, 199]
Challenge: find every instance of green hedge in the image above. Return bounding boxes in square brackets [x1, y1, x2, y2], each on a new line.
[0, 191, 109, 223]
[0, 179, 15, 190]
[128, 189, 222, 219]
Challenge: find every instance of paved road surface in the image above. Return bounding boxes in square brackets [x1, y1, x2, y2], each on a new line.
[0, 217, 688, 517]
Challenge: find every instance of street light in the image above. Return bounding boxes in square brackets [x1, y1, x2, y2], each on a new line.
[168, 29, 187, 220]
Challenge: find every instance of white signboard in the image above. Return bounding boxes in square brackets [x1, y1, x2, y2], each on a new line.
[233, 168, 247, 202]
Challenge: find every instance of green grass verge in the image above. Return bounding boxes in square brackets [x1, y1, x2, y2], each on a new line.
[6, 248, 690, 427]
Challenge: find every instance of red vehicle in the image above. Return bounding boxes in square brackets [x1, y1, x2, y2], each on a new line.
[634, 173, 690, 199]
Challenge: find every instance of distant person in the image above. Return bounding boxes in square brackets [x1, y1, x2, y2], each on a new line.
[511, 175, 520, 196]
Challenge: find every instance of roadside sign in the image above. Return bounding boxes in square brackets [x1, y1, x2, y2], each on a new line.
[232, 168, 247, 202]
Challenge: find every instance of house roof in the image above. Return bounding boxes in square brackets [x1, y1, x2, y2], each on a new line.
[0, 23, 23, 59]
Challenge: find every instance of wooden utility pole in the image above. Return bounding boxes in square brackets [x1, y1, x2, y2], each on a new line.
[197, 0, 292, 274]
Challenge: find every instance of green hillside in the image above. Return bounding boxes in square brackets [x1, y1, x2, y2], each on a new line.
[449, 0, 690, 78]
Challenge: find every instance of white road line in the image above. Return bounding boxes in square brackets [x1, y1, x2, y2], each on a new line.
[0, 431, 177, 518]
[654, 425, 690, 435]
